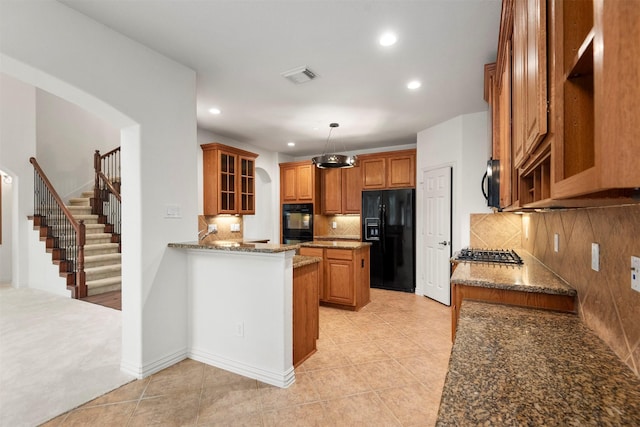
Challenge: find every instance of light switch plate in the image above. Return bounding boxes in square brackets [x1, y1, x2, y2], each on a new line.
[207, 224, 217, 233]
[632, 256, 640, 292]
[165, 205, 181, 218]
[591, 243, 600, 272]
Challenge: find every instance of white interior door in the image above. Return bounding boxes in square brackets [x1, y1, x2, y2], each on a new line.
[422, 166, 452, 305]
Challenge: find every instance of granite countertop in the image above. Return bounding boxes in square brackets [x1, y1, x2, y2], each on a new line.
[451, 249, 576, 296]
[437, 301, 640, 426]
[313, 235, 361, 241]
[168, 241, 298, 254]
[293, 255, 322, 269]
[300, 240, 371, 249]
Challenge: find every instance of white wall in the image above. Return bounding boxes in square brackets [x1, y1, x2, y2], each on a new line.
[0, 175, 13, 283]
[36, 89, 120, 199]
[197, 129, 281, 243]
[0, 74, 37, 290]
[1, 1, 197, 377]
[416, 112, 491, 294]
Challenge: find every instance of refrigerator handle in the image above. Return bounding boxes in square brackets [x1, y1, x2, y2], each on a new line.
[380, 203, 386, 253]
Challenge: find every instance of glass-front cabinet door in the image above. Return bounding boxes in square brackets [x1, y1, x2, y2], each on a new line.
[239, 156, 255, 214]
[219, 152, 236, 214]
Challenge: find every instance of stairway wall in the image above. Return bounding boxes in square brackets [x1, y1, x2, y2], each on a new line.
[36, 90, 120, 200]
[26, 226, 70, 297]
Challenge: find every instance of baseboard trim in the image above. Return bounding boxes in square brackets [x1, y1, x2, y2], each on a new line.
[121, 349, 188, 379]
[189, 347, 295, 388]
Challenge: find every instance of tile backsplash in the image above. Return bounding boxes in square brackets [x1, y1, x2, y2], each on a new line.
[522, 204, 640, 377]
[198, 215, 243, 243]
[315, 215, 361, 239]
[470, 212, 522, 249]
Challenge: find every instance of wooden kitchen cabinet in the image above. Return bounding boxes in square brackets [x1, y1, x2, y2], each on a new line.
[512, 0, 548, 168]
[299, 245, 370, 311]
[550, 0, 640, 200]
[298, 247, 324, 301]
[293, 260, 319, 367]
[487, 0, 640, 210]
[325, 249, 356, 305]
[279, 160, 320, 205]
[321, 166, 362, 214]
[201, 143, 258, 215]
[359, 149, 416, 190]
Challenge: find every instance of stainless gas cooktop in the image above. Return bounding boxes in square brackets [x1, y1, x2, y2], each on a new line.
[454, 248, 523, 266]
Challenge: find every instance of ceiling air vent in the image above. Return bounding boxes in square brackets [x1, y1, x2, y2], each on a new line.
[281, 66, 317, 84]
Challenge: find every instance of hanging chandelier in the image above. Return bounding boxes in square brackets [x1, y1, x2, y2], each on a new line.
[311, 123, 357, 169]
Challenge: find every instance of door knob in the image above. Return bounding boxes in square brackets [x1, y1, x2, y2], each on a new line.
[438, 241, 449, 246]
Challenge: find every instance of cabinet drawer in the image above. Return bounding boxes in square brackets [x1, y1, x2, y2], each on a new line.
[299, 247, 323, 258]
[326, 249, 353, 261]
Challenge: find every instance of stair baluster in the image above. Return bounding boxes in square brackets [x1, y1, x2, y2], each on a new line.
[30, 157, 87, 298]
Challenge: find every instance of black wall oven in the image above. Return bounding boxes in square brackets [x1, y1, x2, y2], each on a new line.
[282, 203, 314, 244]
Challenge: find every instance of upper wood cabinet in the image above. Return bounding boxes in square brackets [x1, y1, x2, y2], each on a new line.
[512, 0, 548, 168]
[551, 0, 640, 199]
[359, 149, 416, 190]
[321, 166, 362, 215]
[201, 143, 258, 215]
[279, 160, 320, 205]
[488, 0, 640, 209]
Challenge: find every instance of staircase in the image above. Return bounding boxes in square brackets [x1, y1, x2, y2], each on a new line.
[30, 147, 121, 300]
[68, 191, 121, 296]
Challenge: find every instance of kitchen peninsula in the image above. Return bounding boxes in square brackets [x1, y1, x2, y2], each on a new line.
[168, 241, 311, 388]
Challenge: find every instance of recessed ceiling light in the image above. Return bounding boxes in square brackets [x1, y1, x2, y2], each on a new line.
[287, 142, 295, 147]
[379, 32, 397, 47]
[208, 108, 221, 115]
[407, 80, 422, 90]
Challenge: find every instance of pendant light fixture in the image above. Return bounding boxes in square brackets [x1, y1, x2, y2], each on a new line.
[311, 123, 357, 169]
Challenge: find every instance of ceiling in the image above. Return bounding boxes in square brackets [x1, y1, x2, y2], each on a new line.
[59, 0, 501, 157]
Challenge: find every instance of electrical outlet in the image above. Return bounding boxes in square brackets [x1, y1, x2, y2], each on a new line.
[554, 233, 559, 253]
[332, 221, 337, 229]
[235, 322, 244, 337]
[207, 224, 217, 233]
[591, 243, 600, 272]
[632, 256, 640, 292]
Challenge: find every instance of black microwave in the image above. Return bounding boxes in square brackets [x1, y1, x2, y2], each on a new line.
[482, 159, 500, 209]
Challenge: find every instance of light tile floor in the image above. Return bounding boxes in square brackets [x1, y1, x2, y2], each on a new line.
[42, 289, 452, 426]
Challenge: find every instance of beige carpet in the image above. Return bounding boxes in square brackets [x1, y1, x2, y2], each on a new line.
[0, 286, 135, 427]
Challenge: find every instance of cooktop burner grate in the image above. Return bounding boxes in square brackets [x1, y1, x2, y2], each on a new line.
[454, 248, 523, 266]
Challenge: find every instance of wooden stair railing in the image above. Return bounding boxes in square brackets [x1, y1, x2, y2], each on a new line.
[93, 148, 121, 247]
[30, 157, 87, 298]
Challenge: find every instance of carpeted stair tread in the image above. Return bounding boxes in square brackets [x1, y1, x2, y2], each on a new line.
[86, 276, 121, 296]
[85, 243, 119, 250]
[84, 253, 121, 263]
[68, 197, 90, 206]
[85, 264, 121, 274]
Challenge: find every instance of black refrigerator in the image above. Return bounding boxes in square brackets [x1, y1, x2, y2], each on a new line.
[362, 189, 415, 293]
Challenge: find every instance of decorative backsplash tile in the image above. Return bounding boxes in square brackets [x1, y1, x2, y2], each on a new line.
[522, 204, 640, 377]
[470, 212, 522, 249]
[315, 215, 361, 239]
[198, 215, 243, 243]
